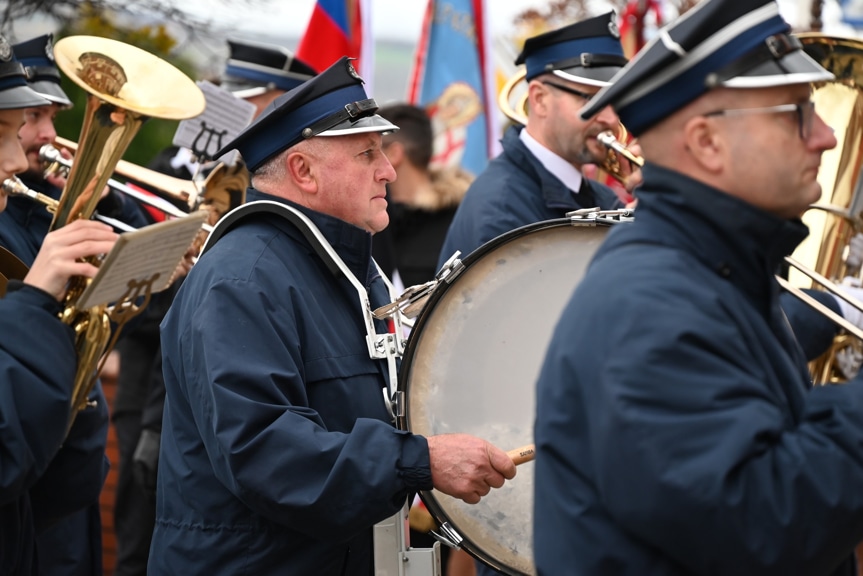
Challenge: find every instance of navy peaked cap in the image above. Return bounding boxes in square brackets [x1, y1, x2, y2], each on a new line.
[222, 39, 317, 98]
[216, 56, 397, 171]
[580, 0, 834, 136]
[516, 12, 627, 87]
[12, 34, 72, 107]
[0, 34, 49, 110]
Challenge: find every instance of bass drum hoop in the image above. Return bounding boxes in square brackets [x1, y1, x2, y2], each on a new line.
[398, 218, 613, 576]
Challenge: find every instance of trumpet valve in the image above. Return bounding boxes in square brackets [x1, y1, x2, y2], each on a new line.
[39, 144, 71, 180]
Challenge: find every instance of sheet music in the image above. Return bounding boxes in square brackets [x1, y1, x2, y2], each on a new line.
[76, 212, 207, 309]
[172, 80, 256, 161]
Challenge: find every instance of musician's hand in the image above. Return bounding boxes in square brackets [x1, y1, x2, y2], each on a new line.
[427, 433, 517, 504]
[25, 219, 118, 300]
[846, 232, 863, 270]
[834, 276, 863, 330]
[166, 244, 196, 287]
[621, 140, 643, 194]
[132, 428, 160, 493]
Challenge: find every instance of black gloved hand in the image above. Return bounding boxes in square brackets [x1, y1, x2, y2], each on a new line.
[132, 428, 161, 492]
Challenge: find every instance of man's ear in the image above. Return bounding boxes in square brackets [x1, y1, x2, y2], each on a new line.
[286, 151, 317, 194]
[526, 79, 551, 119]
[383, 141, 405, 168]
[683, 115, 725, 174]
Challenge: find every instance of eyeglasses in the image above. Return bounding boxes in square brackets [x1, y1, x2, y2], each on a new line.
[704, 101, 816, 140]
[539, 81, 596, 101]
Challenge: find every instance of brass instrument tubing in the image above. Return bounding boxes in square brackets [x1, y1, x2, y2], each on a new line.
[785, 255, 863, 316]
[40, 145, 212, 232]
[775, 276, 863, 341]
[597, 131, 644, 167]
[3, 176, 138, 233]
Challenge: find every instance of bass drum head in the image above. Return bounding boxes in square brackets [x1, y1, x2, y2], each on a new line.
[400, 219, 611, 575]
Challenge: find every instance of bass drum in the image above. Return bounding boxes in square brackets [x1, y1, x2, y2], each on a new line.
[399, 218, 614, 575]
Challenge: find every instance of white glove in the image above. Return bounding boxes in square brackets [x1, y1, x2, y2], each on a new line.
[834, 276, 863, 329]
[845, 233, 863, 269]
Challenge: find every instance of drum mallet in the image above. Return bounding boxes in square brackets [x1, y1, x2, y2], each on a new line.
[507, 444, 535, 465]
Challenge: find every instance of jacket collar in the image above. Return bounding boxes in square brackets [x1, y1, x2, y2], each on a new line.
[501, 125, 597, 210]
[621, 163, 808, 302]
[245, 188, 378, 287]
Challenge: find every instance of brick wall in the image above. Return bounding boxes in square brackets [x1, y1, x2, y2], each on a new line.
[99, 351, 121, 575]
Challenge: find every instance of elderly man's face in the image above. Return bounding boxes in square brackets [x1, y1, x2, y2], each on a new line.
[19, 103, 60, 175]
[532, 76, 620, 168]
[310, 132, 396, 234]
[0, 108, 28, 212]
[711, 84, 837, 219]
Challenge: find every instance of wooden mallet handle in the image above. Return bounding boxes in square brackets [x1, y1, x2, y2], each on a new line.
[507, 444, 535, 465]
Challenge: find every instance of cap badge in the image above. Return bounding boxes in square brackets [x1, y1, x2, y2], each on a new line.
[346, 60, 363, 82]
[0, 36, 11, 62]
[45, 36, 55, 62]
[608, 20, 620, 39]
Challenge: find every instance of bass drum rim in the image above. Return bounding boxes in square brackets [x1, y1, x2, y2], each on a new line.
[397, 218, 614, 576]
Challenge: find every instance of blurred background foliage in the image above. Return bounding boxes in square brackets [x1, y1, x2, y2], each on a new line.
[52, 2, 198, 166]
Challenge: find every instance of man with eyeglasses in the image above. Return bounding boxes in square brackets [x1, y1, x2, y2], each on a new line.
[437, 12, 637, 269]
[533, 0, 863, 574]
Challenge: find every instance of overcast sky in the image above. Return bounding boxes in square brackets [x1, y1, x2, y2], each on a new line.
[13, 0, 858, 48]
[197, 0, 857, 43]
[201, 0, 547, 43]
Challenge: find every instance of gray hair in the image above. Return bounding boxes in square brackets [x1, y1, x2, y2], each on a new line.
[251, 149, 289, 189]
[250, 138, 332, 190]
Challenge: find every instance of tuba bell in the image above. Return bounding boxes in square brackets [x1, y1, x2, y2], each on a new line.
[785, 33, 863, 384]
[49, 35, 205, 426]
[497, 68, 644, 182]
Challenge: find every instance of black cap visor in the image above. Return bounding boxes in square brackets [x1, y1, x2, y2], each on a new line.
[716, 48, 834, 88]
[0, 84, 50, 110]
[29, 79, 72, 107]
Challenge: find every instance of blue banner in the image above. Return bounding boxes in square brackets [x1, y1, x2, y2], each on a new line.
[410, 0, 492, 177]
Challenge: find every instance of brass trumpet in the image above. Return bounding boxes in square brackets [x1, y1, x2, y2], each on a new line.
[1, 175, 212, 235]
[39, 144, 210, 225]
[47, 136, 200, 210]
[498, 68, 644, 182]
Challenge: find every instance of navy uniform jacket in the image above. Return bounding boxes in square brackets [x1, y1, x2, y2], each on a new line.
[0, 282, 101, 575]
[534, 164, 863, 576]
[151, 189, 432, 575]
[437, 125, 623, 269]
[0, 173, 119, 576]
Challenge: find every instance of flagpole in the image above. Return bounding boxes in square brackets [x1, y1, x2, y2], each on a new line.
[360, 0, 375, 96]
[477, 0, 502, 158]
[810, 0, 824, 31]
[407, 0, 434, 103]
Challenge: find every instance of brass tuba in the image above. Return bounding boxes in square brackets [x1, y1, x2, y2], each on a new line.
[49, 35, 204, 424]
[785, 33, 863, 384]
[497, 68, 644, 182]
